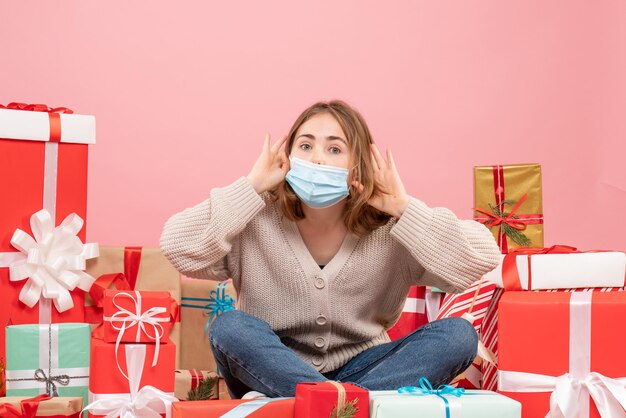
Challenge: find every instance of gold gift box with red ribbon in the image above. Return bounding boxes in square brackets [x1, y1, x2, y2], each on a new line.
[473, 164, 543, 254]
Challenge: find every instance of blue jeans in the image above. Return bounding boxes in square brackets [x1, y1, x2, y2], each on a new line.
[209, 310, 477, 399]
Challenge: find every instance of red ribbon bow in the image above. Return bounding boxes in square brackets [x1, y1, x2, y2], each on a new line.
[0, 102, 73, 143]
[0, 102, 74, 114]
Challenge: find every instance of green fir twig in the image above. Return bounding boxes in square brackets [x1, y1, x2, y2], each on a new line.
[330, 398, 359, 418]
[486, 201, 531, 247]
[186, 376, 217, 401]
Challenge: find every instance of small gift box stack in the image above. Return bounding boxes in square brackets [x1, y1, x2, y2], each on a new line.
[473, 163, 626, 417]
[85, 246, 183, 366]
[85, 289, 179, 417]
[170, 381, 369, 418]
[0, 103, 98, 414]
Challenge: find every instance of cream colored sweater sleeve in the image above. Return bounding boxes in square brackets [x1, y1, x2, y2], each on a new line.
[390, 196, 501, 293]
[160, 177, 265, 281]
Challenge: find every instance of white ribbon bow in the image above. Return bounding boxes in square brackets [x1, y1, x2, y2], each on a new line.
[499, 371, 626, 418]
[0, 209, 99, 312]
[83, 344, 177, 418]
[103, 291, 170, 375]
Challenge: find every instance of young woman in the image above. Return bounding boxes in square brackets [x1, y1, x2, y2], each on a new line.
[160, 100, 500, 399]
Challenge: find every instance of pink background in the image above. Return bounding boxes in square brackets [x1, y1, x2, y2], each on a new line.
[2, 1, 625, 250]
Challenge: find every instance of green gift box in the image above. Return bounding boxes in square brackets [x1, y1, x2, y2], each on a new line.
[5, 323, 90, 408]
[369, 390, 521, 418]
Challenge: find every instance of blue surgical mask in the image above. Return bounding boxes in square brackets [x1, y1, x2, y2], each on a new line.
[285, 157, 350, 209]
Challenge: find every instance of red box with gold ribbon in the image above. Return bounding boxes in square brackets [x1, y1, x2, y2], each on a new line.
[102, 290, 177, 344]
[497, 290, 626, 418]
[172, 398, 295, 418]
[0, 102, 97, 382]
[86, 337, 176, 418]
[473, 164, 543, 254]
[295, 381, 369, 418]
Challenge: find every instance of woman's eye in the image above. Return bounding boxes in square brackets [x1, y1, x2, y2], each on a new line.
[329, 146, 341, 154]
[300, 143, 311, 150]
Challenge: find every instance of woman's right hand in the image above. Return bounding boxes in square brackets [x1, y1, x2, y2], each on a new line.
[247, 133, 290, 194]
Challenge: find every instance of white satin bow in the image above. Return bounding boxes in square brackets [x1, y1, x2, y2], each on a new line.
[0, 209, 99, 312]
[83, 344, 177, 418]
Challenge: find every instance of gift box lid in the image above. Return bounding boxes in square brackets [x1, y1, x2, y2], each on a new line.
[0, 106, 95, 144]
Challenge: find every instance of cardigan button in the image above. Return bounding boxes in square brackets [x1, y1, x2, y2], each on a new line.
[314, 277, 325, 289]
[312, 355, 324, 366]
[316, 315, 327, 326]
[315, 337, 326, 348]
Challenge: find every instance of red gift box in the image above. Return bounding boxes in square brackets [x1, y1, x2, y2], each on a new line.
[102, 290, 176, 344]
[87, 338, 176, 417]
[172, 398, 295, 417]
[0, 103, 96, 369]
[497, 291, 626, 418]
[295, 382, 369, 418]
[387, 286, 426, 341]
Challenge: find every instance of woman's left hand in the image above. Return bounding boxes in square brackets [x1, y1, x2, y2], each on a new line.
[352, 144, 410, 218]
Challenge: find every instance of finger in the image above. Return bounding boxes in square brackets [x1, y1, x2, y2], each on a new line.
[271, 134, 289, 153]
[371, 144, 386, 171]
[263, 133, 271, 152]
[279, 151, 289, 171]
[387, 149, 396, 170]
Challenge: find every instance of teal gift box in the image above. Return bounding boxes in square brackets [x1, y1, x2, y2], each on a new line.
[369, 389, 521, 418]
[5, 323, 90, 408]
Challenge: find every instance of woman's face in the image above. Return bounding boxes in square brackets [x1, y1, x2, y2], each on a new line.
[290, 113, 351, 169]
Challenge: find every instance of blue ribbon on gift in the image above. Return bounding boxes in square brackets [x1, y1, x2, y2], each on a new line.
[398, 377, 465, 418]
[180, 282, 236, 334]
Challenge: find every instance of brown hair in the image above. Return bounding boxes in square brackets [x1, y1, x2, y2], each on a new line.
[271, 100, 391, 236]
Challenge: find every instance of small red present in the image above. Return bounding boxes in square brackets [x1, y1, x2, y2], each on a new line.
[102, 290, 177, 344]
[387, 287, 442, 341]
[172, 398, 295, 417]
[295, 381, 369, 418]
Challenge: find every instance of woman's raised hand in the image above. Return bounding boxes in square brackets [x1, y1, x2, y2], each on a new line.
[352, 144, 410, 218]
[247, 133, 290, 194]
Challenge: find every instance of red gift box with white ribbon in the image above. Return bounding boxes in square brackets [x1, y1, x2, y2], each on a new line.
[497, 290, 626, 418]
[102, 290, 176, 344]
[0, 102, 97, 370]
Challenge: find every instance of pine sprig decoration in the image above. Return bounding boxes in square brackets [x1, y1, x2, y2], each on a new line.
[186, 375, 217, 401]
[502, 223, 531, 246]
[330, 398, 359, 418]
[486, 201, 531, 247]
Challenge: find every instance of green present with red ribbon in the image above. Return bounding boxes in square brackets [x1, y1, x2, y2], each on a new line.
[473, 164, 544, 254]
